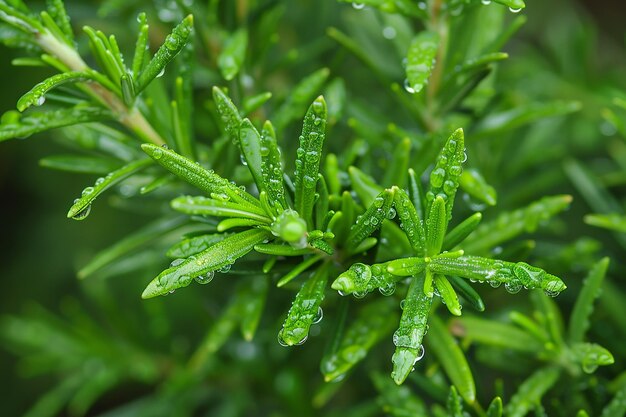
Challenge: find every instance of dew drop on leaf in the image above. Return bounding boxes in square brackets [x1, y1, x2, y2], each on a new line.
[194, 270, 215, 285]
[71, 204, 92, 221]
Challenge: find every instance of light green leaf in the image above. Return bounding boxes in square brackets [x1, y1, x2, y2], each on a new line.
[67, 158, 153, 220]
[321, 300, 397, 382]
[278, 263, 328, 346]
[426, 196, 447, 257]
[273, 68, 329, 131]
[461, 195, 572, 254]
[39, 155, 122, 174]
[79, 216, 187, 279]
[569, 257, 609, 343]
[391, 274, 432, 385]
[217, 28, 247, 81]
[427, 128, 465, 221]
[170, 195, 270, 222]
[141, 228, 270, 298]
[504, 367, 561, 417]
[443, 213, 482, 251]
[459, 169, 497, 207]
[0, 105, 113, 141]
[141, 143, 258, 207]
[294, 96, 327, 227]
[347, 188, 395, 249]
[166, 233, 228, 258]
[584, 214, 626, 233]
[434, 274, 462, 316]
[135, 15, 194, 93]
[405, 31, 439, 94]
[454, 316, 543, 353]
[427, 315, 475, 403]
[571, 343, 614, 374]
[348, 166, 383, 208]
[238, 118, 264, 192]
[394, 187, 426, 256]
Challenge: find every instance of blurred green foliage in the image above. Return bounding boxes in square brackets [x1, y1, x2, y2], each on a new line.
[0, 0, 625, 416]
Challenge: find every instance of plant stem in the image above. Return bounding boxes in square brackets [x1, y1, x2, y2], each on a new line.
[36, 31, 166, 146]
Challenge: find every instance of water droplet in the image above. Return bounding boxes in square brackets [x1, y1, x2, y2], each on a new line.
[195, 270, 215, 285]
[71, 204, 91, 220]
[403, 79, 416, 94]
[418, 1, 426, 10]
[415, 345, 425, 361]
[430, 168, 445, 188]
[352, 2, 365, 9]
[379, 282, 396, 296]
[218, 263, 232, 273]
[509, 7, 522, 13]
[461, 151, 468, 163]
[240, 154, 248, 166]
[156, 68, 165, 78]
[312, 99, 324, 115]
[95, 177, 105, 186]
[313, 306, 323, 324]
[35, 95, 46, 106]
[386, 208, 396, 219]
[504, 281, 522, 294]
[277, 331, 288, 347]
[170, 258, 185, 267]
[443, 180, 456, 195]
[152, 148, 164, 159]
[382, 26, 396, 40]
[400, 300, 405, 310]
[481, 0, 491, 4]
[353, 291, 367, 299]
[82, 186, 95, 196]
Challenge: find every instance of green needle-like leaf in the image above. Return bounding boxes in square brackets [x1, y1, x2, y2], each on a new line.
[461, 195, 572, 254]
[18, 71, 100, 111]
[427, 128, 465, 221]
[238, 276, 268, 341]
[0, 106, 113, 141]
[294, 96, 327, 227]
[386, 257, 427, 277]
[569, 257, 610, 343]
[434, 274, 462, 316]
[571, 343, 614, 374]
[135, 15, 193, 94]
[447, 275, 484, 312]
[321, 300, 397, 382]
[67, 158, 153, 220]
[276, 255, 323, 287]
[505, 367, 561, 417]
[141, 143, 259, 207]
[443, 213, 482, 251]
[39, 155, 122, 174]
[79, 216, 187, 279]
[166, 233, 228, 258]
[584, 214, 626, 233]
[394, 187, 426, 256]
[332, 263, 372, 296]
[428, 315, 475, 403]
[347, 188, 395, 249]
[170, 195, 270, 222]
[453, 316, 543, 353]
[141, 228, 270, 298]
[217, 28, 247, 81]
[487, 397, 503, 417]
[278, 263, 328, 346]
[260, 120, 287, 208]
[273, 68, 329, 131]
[426, 196, 447, 257]
[132, 12, 149, 76]
[459, 169, 497, 207]
[238, 119, 264, 192]
[391, 274, 432, 385]
[348, 166, 383, 207]
[405, 31, 439, 94]
[429, 256, 566, 296]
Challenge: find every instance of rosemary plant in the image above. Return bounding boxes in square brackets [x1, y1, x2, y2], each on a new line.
[0, 0, 623, 416]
